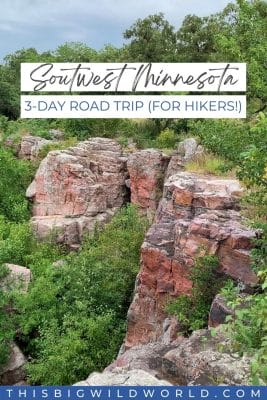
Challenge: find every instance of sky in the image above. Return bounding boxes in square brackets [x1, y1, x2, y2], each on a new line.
[0, 0, 231, 60]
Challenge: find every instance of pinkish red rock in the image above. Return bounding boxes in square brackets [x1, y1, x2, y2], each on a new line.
[124, 172, 258, 349]
[18, 135, 55, 161]
[26, 138, 128, 246]
[105, 329, 252, 385]
[127, 150, 170, 218]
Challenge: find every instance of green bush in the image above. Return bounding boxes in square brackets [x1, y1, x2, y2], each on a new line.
[219, 223, 267, 384]
[237, 114, 267, 188]
[0, 147, 34, 221]
[189, 115, 267, 165]
[166, 253, 224, 334]
[0, 265, 16, 369]
[156, 128, 177, 149]
[14, 205, 148, 384]
[0, 220, 63, 369]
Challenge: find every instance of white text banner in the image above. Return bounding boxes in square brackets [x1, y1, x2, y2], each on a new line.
[21, 95, 246, 118]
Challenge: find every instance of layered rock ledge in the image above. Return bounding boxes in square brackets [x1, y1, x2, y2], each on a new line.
[26, 138, 128, 248]
[124, 172, 258, 349]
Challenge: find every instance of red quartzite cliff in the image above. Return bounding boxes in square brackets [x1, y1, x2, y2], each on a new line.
[26, 138, 128, 248]
[124, 171, 258, 348]
[24, 137, 259, 385]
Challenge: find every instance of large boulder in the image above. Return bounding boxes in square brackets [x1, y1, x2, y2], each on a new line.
[0, 264, 31, 293]
[75, 369, 171, 386]
[124, 172, 258, 348]
[127, 149, 170, 219]
[102, 329, 252, 386]
[163, 329, 252, 385]
[26, 138, 128, 247]
[0, 343, 27, 385]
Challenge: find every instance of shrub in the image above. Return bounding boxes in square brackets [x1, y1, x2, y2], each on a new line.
[156, 128, 177, 149]
[14, 205, 148, 384]
[0, 265, 16, 369]
[219, 222, 267, 384]
[0, 147, 34, 221]
[189, 114, 267, 166]
[166, 253, 224, 334]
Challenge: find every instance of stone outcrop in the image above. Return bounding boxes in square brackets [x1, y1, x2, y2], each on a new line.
[49, 129, 64, 140]
[0, 264, 31, 293]
[208, 293, 250, 328]
[75, 369, 171, 386]
[208, 294, 235, 327]
[26, 138, 128, 247]
[93, 328, 251, 386]
[18, 135, 55, 161]
[124, 172, 257, 349]
[162, 329, 251, 385]
[127, 150, 170, 218]
[0, 343, 27, 385]
[166, 138, 204, 178]
[23, 137, 258, 385]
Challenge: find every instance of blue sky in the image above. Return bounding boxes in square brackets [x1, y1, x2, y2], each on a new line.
[0, 0, 231, 60]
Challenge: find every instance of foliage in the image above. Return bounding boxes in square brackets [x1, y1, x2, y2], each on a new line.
[155, 128, 177, 149]
[0, 265, 16, 368]
[124, 13, 177, 62]
[62, 118, 138, 141]
[237, 113, 267, 188]
[166, 253, 223, 334]
[0, 147, 34, 221]
[220, 223, 267, 384]
[13, 206, 147, 384]
[38, 137, 78, 159]
[213, 0, 267, 111]
[185, 152, 233, 176]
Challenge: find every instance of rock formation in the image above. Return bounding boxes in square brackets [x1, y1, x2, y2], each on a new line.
[1, 264, 31, 293]
[18, 135, 55, 161]
[26, 138, 128, 248]
[127, 149, 170, 218]
[105, 328, 252, 385]
[25, 137, 258, 385]
[124, 172, 257, 349]
[0, 344, 27, 385]
[75, 369, 171, 386]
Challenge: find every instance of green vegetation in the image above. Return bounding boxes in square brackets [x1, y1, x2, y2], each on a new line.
[166, 253, 224, 334]
[220, 223, 267, 384]
[185, 152, 233, 176]
[38, 137, 78, 159]
[0, 0, 266, 385]
[155, 128, 178, 149]
[0, 206, 147, 383]
[0, 148, 34, 221]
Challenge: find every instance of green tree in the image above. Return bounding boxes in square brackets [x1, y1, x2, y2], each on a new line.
[123, 13, 177, 62]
